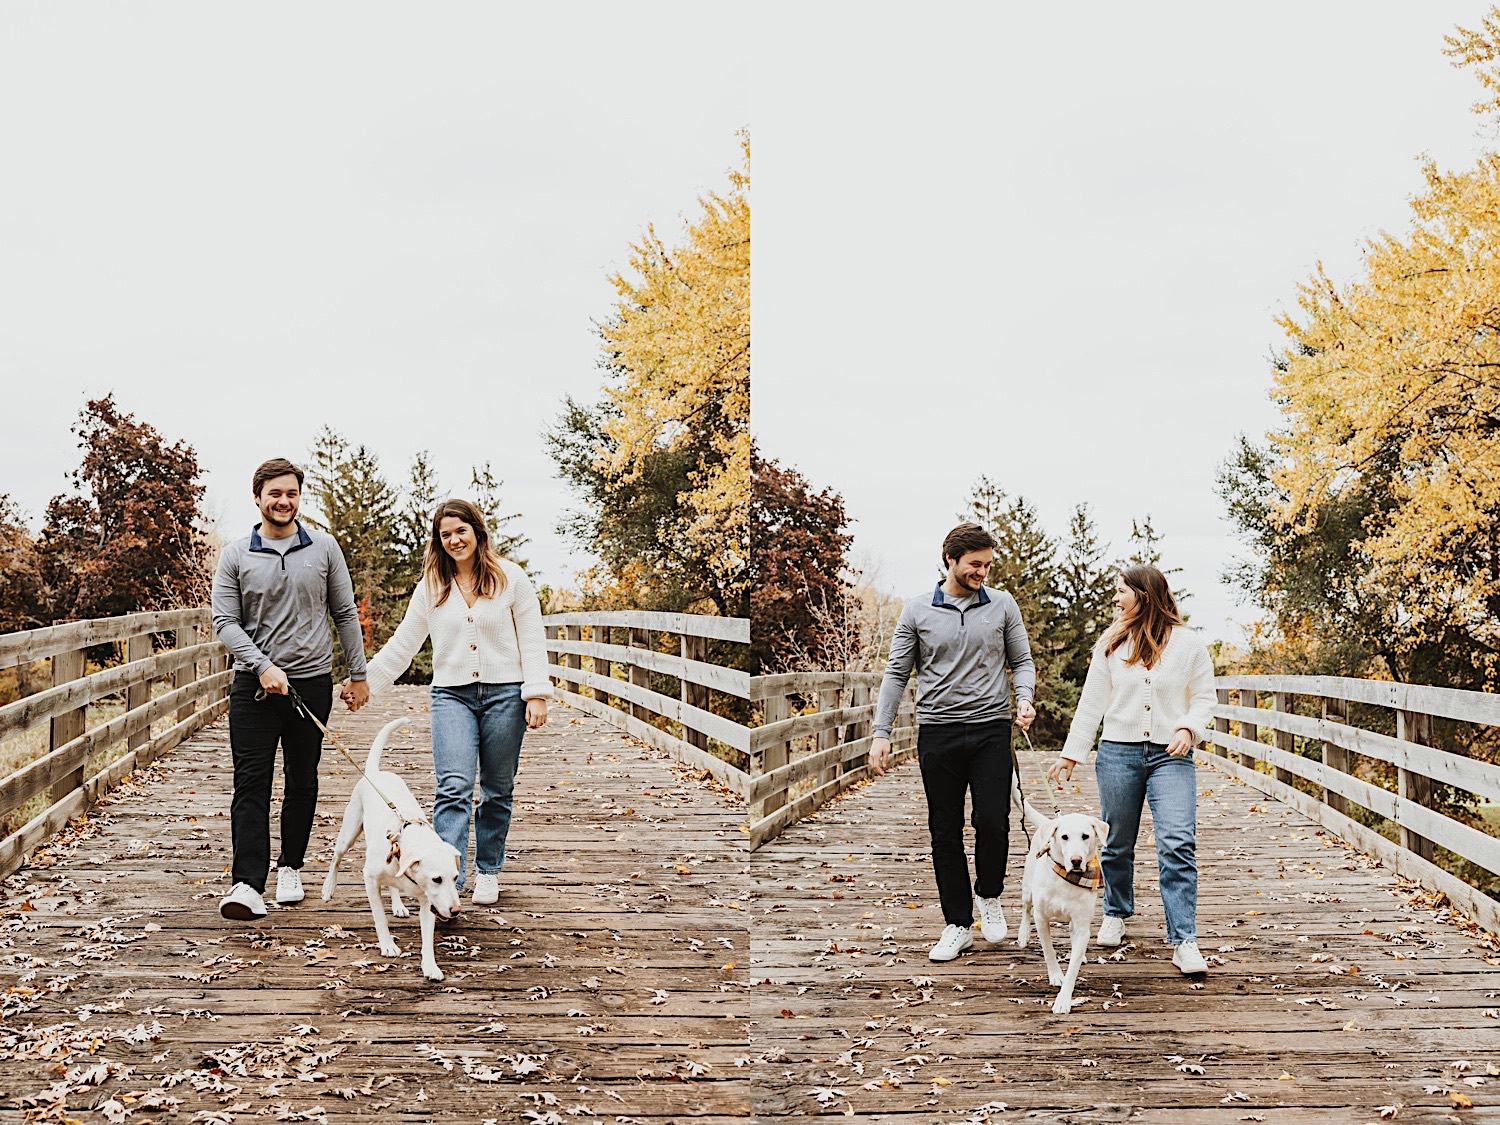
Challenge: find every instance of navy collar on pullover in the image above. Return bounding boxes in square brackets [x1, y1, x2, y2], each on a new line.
[249, 520, 313, 554]
[932, 582, 991, 608]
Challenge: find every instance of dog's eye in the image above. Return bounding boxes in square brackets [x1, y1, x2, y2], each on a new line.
[434, 876, 444, 884]
[1060, 834, 1069, 841]
[1081, 833, 1090, 840]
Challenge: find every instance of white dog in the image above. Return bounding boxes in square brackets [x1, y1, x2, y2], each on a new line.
[1017, 811, 1109, 1014]
[321, 716, 462, 982]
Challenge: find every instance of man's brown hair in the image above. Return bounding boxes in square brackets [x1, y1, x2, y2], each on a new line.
[252, 457, 305, 497]
[941, 522, 997, 568]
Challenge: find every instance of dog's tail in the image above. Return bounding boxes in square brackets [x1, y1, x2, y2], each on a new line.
[366, 716, 410, 775]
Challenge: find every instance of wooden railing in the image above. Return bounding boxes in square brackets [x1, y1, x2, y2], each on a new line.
[0, 609, 231, 877]
[747, 672, 915, 850]
[543, 612, 751, 796]
[1206, 675, 1500, 936]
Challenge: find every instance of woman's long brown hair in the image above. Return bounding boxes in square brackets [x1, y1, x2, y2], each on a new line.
[424, 498, 508, 607]
[1099, 564, 1183, 669]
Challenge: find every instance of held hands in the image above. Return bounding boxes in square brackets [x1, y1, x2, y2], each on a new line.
[339, 679, 370, 713]
[1015, 698, 1037, 732]
[1166, 727, 1195, 757]
[1045, 756, 1075, 787]
[870, 736, 892, 777]
[259, 665, 290, 696]
[526, 698, 548, 730]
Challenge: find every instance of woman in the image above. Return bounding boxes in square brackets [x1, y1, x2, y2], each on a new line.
[344, 499, 551, 906]
[1045, 564, 1216, 975]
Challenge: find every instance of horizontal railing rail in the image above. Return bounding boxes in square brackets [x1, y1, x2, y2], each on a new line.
[0, 609, 231, 877]
[1207, 675, 1500, 936]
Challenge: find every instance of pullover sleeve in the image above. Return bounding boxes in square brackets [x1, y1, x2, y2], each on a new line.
[210, 545, 272, 677]
[1003, 595, 1036, 705]
[363, 582, 431, 699]
[1060, 643, 1113, 764]
[1178, 633, 1218, 745]
[510, 569, 553, 701]
[873, 604, 917, 739]
[326, 541, 368, 680]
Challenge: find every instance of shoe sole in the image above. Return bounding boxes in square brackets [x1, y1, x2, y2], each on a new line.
[220, 901, 266, 921]
[928, 942, 974, 962]
[276, 894, 304, 905]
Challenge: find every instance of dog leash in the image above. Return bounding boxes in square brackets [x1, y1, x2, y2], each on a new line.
[256, 683, 412, 823]
[1010, 720, 1036, 850]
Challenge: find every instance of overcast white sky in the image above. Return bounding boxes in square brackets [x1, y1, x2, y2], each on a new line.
[0, 3, 750, 589]
[755, 3, 1498, 644]
[5, 4, 1497, 644]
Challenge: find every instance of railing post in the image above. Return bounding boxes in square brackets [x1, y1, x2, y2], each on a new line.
[1236, 687, 1258, 769]
[544, 625, 561, 694]
[1321, 695, 1350, 815]
[1213, 688, 1231, 758]
[847, 681, 870, 777]
[817, 685, 839, 788]
[1271, 691, 1296, 785]
[50, 645, 88, 800]
[1396, 710, 1436, 862]
[173, 623, 199, 723]
[680, 632, 709, 751]
[124, 633, 152, 755]
[751, 690, 791, 823]
[594, 626, 613, 707]
[628, 627, 651, 723]
[564, 625, 582, 696]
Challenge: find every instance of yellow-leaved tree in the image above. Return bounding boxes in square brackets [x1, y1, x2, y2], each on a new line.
[548, 134, 749, 617]
[1260, 15, 1500, 691]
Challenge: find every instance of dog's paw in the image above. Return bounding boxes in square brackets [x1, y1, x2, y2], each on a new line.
[423, 964, 445, 982]
[390, 901, 410, 918]
[1048, 970, 1065, 987]
[1051, 996, 1073, 1015]
[379, 940, 401, 958]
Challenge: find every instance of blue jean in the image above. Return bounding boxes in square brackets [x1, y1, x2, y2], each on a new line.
[428, 682, 527, 889]
[1094, 740, 1198, 944]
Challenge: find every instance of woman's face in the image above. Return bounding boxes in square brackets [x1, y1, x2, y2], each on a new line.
[439, 516, 477, 565]
[1114, 575, 1138, 614]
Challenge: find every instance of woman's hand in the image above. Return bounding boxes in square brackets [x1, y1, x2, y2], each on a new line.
[1166, 727, 1195, 757]
[526, 698, 548, 730]
[1045, 756, 1075, 786]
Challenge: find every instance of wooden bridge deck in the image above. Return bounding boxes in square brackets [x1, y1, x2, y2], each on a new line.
[3, 697, 1498, 1124]
[747, 750, 1500, 1124]
[0, 689, 752, 1123]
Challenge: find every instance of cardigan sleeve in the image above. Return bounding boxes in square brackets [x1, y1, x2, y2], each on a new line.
[1060, 643, 1113, 764]
[1178, 632, 1218, 745]
[509, 567, 553, 701]
[363, 582, 432, 699]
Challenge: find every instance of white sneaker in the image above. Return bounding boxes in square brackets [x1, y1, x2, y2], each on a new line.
[976, 896, 1008, 942]
[275, 867, 304, 905]
[1096, 915, 1126, 947]
[927, 924, 974, 963]
[219, 882, 268, 921]
[472, 873, 499, 905]
[1172, 940, 1208, 975]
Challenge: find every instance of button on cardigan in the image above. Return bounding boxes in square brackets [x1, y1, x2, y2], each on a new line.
[1059, 626, 1217, 763]
[363, 559, 553, 702]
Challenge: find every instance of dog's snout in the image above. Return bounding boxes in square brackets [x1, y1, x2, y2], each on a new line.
[1070, 857, 1084, 870]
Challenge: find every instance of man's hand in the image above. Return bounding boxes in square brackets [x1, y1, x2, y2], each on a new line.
[870, 736, 892, 777]
[259, 665, 290, 696]
[526, 698, 548, 730]
[1166, 727, 1195, 757]
[1045, 756, 1076, 786]
[343, 680, 369, 713]
[1015, 698, 1037, 732]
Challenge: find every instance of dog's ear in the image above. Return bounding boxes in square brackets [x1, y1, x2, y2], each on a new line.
[1034, 819, 1059, 859]
[1091, 817, 1110, 844]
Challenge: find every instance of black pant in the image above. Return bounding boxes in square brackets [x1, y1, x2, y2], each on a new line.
[227, 672, 332, 891]
[917, 719, 1013, 927]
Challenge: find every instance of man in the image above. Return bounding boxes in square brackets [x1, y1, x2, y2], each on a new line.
[870, 522, 1037, 963]
[211, 457, 369, 920]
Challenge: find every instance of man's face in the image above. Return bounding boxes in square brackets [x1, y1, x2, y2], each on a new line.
[255, 473, 300, 531]
[948, 548, 993, 592]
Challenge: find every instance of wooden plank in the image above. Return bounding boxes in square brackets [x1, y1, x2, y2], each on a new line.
[0, 640, 224, 740]
[547, 635, 749, 697]
[545, 660, 750, 752]
[750, 703, 874, 752]
[742, 704, 917, 806]
[1217, 673, 1500, 728]
[548, 688, 750, 796]
[0, 671, 232, 820]
[1236, 686, 1258, 769]
[1211, 687, 1231, 759]
[543, 610, 749, 644]
[563, 624, 582, 695]
[0, 607, 209, 670]
[682, 634, 710, 752]
[628, 626, 651, 724]
[1397, 709, 1436, 862]
[1321, 694, 1350, 816]
[1271, 690, 1296, 785]
[749, 670, 885, 701]
[172, 622, 199, 723]
[1216, 701, 1500, 803]
[750, 692, 791, 823]
[48, 645, 87, 801]
[124, 632, 152, 755]
[592, 624, 614, 707]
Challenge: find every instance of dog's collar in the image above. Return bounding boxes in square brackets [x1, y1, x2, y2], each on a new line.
[1052, 856, 1103, 890]
[384, 816, 430, 864]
